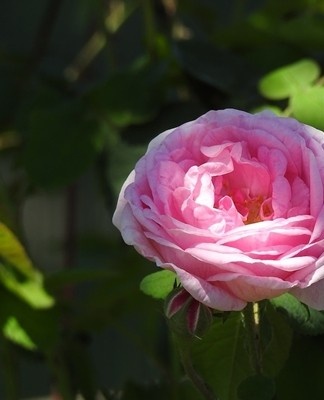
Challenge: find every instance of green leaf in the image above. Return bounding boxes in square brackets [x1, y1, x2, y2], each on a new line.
[191, 312, 253, 400]
[0, 223, 54, 308]
[140, 270, 177, 300]
[259, 59, 320, 100]
[238, 374, 276, 400]
[3, 317, 36, 350]
[304, 308, 324, 335]
[0, 287, 59, 351]
[271, 293, 308, 325]
[25, 97, 105, 189]
[271, 293, 324, 335]
[291, 86, 324, 130]
[0, 222, 34, 276]
[0, 271, 54, 309]
[188, 305, 292, 400]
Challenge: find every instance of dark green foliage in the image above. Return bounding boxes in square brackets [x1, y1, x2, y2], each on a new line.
[271, 294, 324, 335]
[237, 375, 276, 400]
[276, 334, 324, 400]
[25, 96, 105, 188]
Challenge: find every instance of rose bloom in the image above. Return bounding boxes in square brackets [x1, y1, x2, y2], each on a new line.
[113, 109, 324, 311]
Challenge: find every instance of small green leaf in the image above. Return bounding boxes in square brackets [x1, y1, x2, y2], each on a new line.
[291, 86, 324, 130]
[140, 270, 177, 299]
[0, 287, 59, 351]
[238, 374, 276, 400]
[3, 317, 36, 350]
[259, 59, 320, 100]
[304, 308, 324, 335]
[0, 271, 54, 309]
[271, 293, 324, 335]
[0, 222, 34, 276]
[271, 293, 308, 323]
[0, 223, 54, 308]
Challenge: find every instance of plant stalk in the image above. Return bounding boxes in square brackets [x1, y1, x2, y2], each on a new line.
[178, 345, 218, 400]
[242, 302, 262, 374]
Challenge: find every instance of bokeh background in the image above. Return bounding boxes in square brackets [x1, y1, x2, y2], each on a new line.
[1, 0, 324, 399]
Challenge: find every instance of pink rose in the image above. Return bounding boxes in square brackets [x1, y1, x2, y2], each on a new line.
[113, 109, 324, 311]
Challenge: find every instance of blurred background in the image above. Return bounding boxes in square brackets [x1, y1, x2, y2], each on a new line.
[1, 0, 324, 399]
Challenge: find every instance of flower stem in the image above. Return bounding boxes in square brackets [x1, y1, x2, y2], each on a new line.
[242, 302, 262, 374]
[178, 345, 218, 400]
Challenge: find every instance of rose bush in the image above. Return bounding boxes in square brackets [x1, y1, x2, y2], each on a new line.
[113, 109, 324, 311]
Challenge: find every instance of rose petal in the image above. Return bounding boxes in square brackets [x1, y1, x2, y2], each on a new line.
[172, 266, 246, 311]
[207, 272, 294, 302]
[291, 277, 324, 310]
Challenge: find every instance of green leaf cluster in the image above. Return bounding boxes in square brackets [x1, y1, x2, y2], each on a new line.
[258, 58, 324, 130]
[0, 223, 57, 352]
[271, 293, 324, 335]
[0, 223, 53, 309]
[140, 267, 324, 400]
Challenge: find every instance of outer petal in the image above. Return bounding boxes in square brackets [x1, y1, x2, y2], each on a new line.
[291, 279, 324, 310]
[112, 171, 135, 229]
[208, 272, 295, 302]
[172, 266, 246, 311]
[187, 243, 315, 271]
[310, 206, 324, 243]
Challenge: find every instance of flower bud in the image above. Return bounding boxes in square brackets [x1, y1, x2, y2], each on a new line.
[164, 287, 213, 338]
[164, 287, 191, 319]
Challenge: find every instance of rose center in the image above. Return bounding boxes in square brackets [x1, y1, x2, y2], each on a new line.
[216, 186, 274, 225]
[243, 196, 270, 224]
[232, 193, 273, 224]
